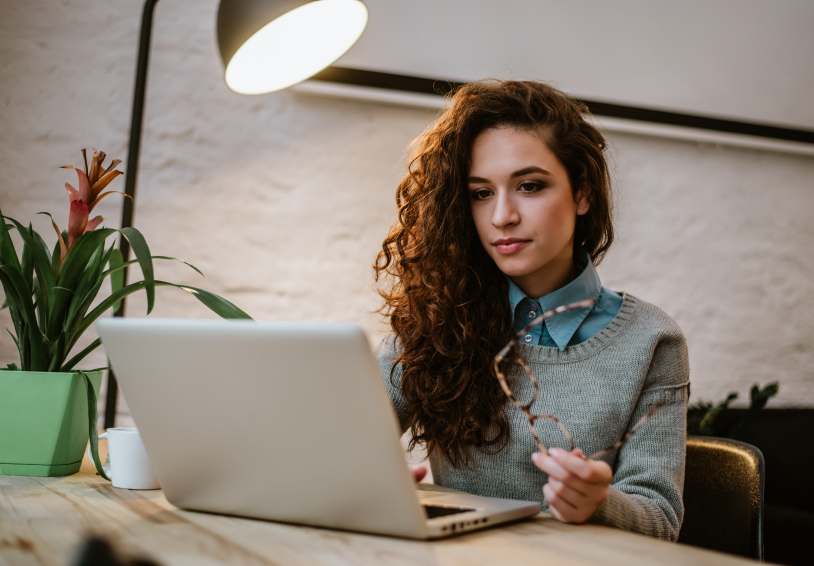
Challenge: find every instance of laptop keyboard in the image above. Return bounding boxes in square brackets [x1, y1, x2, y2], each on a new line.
[423, 505, 475, 519]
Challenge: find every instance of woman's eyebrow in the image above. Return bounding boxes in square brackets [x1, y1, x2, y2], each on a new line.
[511, 166, 551, 178]
[467, 166, 551, 184]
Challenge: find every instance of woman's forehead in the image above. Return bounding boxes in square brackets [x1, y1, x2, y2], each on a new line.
[469, 127, 562, 178]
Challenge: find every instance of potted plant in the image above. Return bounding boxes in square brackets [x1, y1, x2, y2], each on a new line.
[687, 382, 779, 441]
[0, 149, 251, 478]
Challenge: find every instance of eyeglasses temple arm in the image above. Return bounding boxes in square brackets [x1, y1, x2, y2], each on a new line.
[586, 402, 663, 460]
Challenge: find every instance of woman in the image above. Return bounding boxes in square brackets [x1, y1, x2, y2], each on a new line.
[374, 81, 689, 541]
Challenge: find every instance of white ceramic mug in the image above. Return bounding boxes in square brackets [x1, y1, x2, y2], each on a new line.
[89, 427, 160, 489]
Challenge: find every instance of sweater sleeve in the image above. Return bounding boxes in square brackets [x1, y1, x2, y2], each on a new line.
[373, 334, 410, 432]
[588, 320, 690, 542]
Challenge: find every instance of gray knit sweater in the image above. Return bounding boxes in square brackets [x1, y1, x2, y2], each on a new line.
[375, 293, 690, 542]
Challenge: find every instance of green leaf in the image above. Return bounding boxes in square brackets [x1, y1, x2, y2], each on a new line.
[4, 287, 25, 362]
[33, 280, 46, 334]
[62, 245, 115, 348]
[4, 218, 56, 328]
[72, 244, 104, 301]
[730, 382, 781, 441]
[78, 370, 110, 481]
[21, 235, 34, 294]
[108, 248, 124, 314]
[56, 228, 116, 289]
[119, 227, 154, 314]
[0, 265, 47, 370]
[750, 382, 779, 409]
[158, 281, 253, 319]
[0, 214, 49, 369]
[47, 332, 65, 372]
[6, 362, 18, 370]
[48, 228, 116, 336]
[65, 244, 107, 335]
[64, 244, 117, 335]
[102, 255, 205, 279]
[65, 280, 149, 352]
[50, 237, 61, 280]
[0, 209, 22, 273]
[4, 296, 25, 366]
[61, 337, 101, 372]
[71, 279, 252, 348]
[30, 228, 52, 267]
[52, 286, 79, 297]
[36, 212, 64, 278]
[693, 392, 737, 436]
[6, 328, 19, 349]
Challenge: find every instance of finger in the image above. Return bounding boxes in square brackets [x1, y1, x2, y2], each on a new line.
[411, 466, 427, 483]
[532, 453, 610, 495]
[547, 500, 565, 522]
[533, 452, 588, 493]
[544, 486, 585, 524]
[532, 451, 570, 480]
[549, 500, 589, 524]
[543, 483, 578, 513]
[545, 487, 596, 524]
[549, 448, 612, 484]
[546, 477, 590, 508]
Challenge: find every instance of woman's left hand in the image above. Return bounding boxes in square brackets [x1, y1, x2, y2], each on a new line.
[532, 447, 612, 523]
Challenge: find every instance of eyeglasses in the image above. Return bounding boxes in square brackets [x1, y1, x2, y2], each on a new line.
[493, 299, 661, 461]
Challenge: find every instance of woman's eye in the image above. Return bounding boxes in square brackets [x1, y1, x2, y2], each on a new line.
[470, 188, 491, 201]
[519, 182, 544, 194]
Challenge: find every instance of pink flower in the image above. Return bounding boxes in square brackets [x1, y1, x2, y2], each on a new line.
[51, 149, 127, 263]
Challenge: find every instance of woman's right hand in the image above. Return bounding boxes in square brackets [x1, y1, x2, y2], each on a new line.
[411, 466, 428, 482]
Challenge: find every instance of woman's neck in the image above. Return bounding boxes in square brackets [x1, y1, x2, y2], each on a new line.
[509, 249, 576, 300]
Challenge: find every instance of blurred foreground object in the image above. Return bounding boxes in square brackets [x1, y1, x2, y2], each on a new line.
[73, 537, 161, 566]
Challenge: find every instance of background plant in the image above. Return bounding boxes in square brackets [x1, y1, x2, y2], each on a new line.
[687, 382, 780, 441]
[0, 149, 251, 373]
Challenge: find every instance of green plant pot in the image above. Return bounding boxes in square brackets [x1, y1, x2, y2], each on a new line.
[0, 369, 103, 476]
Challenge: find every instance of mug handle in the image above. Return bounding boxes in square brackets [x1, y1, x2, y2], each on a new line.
[87, 432, 112, 479]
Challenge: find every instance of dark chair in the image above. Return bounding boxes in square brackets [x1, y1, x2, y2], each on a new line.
[678, 436, 765, 561]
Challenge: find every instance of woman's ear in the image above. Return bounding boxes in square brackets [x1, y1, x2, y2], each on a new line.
[575, 185, 591, 216]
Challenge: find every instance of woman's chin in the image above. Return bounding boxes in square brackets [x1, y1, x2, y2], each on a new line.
[493, 260, 536, 279]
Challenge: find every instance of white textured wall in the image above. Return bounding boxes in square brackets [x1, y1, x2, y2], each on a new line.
[1, 0, 813, 424]
[342, 0, 814, 129]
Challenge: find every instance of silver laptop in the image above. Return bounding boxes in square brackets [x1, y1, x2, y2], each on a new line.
[96, 318, 540, 539]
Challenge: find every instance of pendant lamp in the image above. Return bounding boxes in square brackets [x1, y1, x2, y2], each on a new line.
[217, 0, 369, 94]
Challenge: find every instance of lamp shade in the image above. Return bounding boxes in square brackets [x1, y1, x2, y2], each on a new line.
[217, 0, 368, 95]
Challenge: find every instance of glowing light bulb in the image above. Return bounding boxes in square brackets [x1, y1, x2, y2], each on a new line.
[225, 0, 368, 95]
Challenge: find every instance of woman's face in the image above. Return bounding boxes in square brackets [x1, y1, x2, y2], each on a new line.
[467, 127, 589, 297]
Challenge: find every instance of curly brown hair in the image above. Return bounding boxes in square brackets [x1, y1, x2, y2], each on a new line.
[375, 80, 614, 466]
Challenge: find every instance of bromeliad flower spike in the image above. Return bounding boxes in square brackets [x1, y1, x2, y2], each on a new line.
[0, 148, 252, 374]
[52, 149, 128, 264]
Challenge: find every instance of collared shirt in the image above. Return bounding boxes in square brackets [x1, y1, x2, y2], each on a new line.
[508, 249, 623, 351]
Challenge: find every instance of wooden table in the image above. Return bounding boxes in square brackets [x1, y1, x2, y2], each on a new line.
[1, 447, 758, 566]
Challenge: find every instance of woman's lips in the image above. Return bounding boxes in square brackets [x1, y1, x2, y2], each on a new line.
[493, 239, 530, 255]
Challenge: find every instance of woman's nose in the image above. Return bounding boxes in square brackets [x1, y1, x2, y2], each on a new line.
[491, 191, 520, 227]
